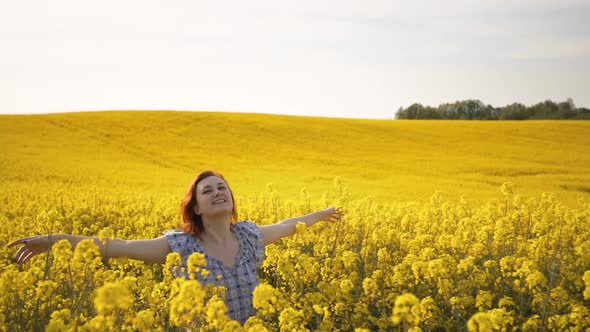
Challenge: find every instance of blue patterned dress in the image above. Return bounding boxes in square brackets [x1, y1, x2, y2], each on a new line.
[163, 221, 265, 325]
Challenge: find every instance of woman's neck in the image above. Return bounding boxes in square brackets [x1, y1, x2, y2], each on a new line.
[200, 215, 233, 245]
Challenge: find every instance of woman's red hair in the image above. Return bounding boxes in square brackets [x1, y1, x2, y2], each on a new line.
[179, 170, 238, 236]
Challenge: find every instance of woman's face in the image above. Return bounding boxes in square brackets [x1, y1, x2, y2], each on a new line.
[193, 176, 234, 218]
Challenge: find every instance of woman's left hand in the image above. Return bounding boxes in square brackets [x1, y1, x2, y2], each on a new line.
[320, 207, 344, 223]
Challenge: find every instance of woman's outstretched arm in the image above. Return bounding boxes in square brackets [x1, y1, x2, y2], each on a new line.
[7, 234, 172, 265]
[258, 206, 343, 245]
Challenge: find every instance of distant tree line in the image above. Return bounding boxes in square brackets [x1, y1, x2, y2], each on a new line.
[395, 98, 590, 120]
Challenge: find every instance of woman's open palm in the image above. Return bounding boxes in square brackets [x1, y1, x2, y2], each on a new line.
[7, 235, 51, 264]
[321, 207, 344, 223]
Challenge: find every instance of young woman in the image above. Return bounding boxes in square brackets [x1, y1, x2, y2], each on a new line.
[7, 170, 343, 325]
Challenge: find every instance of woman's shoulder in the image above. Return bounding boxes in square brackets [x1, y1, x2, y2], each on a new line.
[232, 220, 259, 233]
[163, 229, 192, 245]
[163, 229, 189, 236]
[163, 229, 200, 255]
[233, 220, 264, 242]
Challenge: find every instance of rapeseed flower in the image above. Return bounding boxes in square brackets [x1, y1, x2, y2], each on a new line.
[253, 282, 279, 314]
[93, 282, 133, 315]
[467, 312, 493, 332]
[2, 183, 589, 331]
[391, 293, 421, 326]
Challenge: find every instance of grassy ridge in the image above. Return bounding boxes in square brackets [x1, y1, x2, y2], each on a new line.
[1, 111, 589, 208]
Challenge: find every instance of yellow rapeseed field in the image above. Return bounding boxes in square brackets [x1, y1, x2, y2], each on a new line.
[1, 111, 589, 331]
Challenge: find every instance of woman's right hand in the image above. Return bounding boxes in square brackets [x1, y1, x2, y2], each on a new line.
[7, 235, 54, 264]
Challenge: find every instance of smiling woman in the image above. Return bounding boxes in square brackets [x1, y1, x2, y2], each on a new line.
[178, 170, 239, 236]
[7, 169, 343, 326]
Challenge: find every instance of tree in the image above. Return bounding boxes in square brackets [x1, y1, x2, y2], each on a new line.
[500, 103, 527, 120]
[395, 98, 586, 120]
[557, 98, 577, 119]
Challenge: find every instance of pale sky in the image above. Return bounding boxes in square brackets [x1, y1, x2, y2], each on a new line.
[1, 0, 589, 119]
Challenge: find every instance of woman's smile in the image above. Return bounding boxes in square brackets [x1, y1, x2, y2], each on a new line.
[212, 198, 228, 205]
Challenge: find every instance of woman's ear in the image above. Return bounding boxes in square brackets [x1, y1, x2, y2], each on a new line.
[193, 205, 200, 215]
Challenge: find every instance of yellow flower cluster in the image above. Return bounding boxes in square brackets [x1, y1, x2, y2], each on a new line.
[1, 180, 589, 331]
